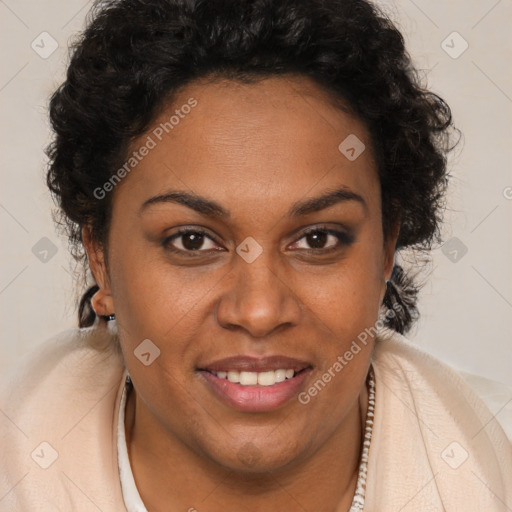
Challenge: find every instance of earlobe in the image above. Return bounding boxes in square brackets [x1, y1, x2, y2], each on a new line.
[90, 287, 114, 318]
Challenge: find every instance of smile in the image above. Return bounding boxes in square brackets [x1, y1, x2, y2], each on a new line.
[208, 368, 297, 386]
[198, 367, 312, 412]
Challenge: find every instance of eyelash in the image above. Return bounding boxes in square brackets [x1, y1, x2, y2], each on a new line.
[294, 227, 355, 254]
[163, 226, 354, 257]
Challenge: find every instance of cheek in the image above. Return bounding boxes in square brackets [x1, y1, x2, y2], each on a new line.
[109, 240, 210, 331]
[307, 279, 380, 352]
[306, 248, 384, 335]
[109, 248, 207, 418]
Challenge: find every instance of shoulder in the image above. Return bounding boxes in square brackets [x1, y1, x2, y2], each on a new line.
[457, 369, 512, 442]
[372, 327, 512, 439]
[0, 324, 124, 409]
[0, 325, 126, 511]
[375, 330, 512, 430]
[369, 328, 512, 507]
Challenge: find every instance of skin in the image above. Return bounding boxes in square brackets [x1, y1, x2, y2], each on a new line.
[84, 75, 398, 512]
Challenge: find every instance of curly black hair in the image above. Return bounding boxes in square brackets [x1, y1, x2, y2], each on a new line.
[46, 0, 456, 333]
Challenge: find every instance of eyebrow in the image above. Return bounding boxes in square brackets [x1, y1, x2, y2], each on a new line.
[139, 187, 367, 218]
[289, 187, 367, 216]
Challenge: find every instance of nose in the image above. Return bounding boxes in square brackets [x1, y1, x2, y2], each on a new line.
[215, 256, 302, 338]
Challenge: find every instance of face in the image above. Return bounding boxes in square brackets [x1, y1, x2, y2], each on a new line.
[85, 75, 396, 473]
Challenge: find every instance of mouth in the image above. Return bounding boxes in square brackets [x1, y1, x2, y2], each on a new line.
[202, 367, 306, 386]
[197, 355, 313, 412]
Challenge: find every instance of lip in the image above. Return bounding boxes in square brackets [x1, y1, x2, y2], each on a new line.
[198, 355, 312, 373]
[198, 366, 313, 412]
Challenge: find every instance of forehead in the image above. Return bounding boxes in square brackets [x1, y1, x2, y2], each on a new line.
[112, 75, 380, 219]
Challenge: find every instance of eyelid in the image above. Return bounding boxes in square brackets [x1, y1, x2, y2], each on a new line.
[165, 225, 219, 240]
[163, 227, 224, 254]
[287, 225, 355, 251]
[163, 223, 354, 256]
[289, 222, 353, 241]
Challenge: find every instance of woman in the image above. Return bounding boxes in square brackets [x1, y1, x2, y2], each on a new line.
[1, 0, 511, 510]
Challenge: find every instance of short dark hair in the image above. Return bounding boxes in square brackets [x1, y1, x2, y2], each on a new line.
[46, 0, 456, 333]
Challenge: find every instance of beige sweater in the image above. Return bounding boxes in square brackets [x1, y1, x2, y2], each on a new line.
[1, 325, 511, 511]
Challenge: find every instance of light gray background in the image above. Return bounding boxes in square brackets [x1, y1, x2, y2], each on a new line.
[1, 0, 511, 384]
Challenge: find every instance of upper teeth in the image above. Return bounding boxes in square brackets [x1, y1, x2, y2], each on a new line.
[213, 369, 296, 386]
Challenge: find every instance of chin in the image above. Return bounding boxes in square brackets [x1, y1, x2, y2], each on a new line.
[204, 437, 306, 475]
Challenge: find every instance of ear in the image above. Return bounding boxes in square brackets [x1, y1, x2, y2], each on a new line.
[383, 220, 400, 281]
[82, 225, 114, 317]
[380, 220, 400, 304]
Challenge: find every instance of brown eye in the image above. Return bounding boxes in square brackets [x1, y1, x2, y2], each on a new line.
[305, 231, 329, 249]
[164, 229, 220, 254]
[290, 227, 355, 252]
[181, 232, 206, 250]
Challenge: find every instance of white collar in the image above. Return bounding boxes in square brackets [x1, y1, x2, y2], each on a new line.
[117, 380, 148, 512]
